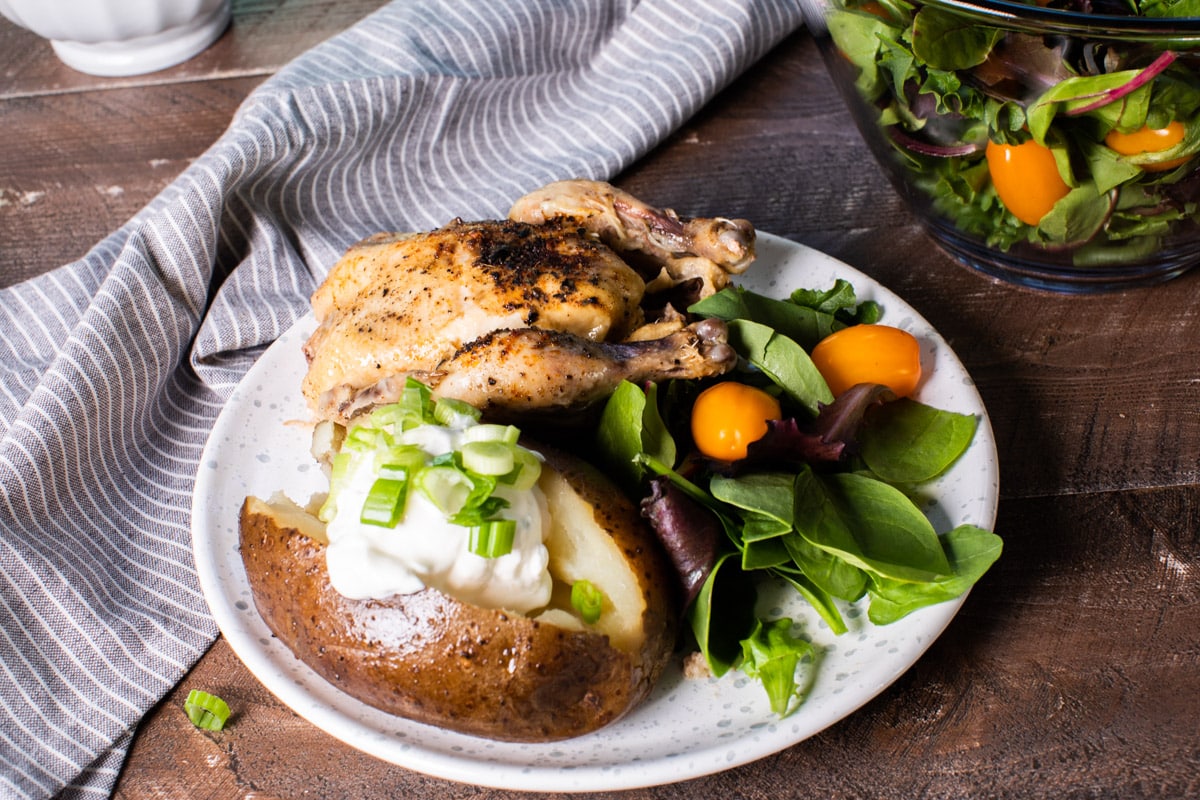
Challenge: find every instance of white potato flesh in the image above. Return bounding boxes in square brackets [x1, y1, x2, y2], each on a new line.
[538, 467, 646, 655]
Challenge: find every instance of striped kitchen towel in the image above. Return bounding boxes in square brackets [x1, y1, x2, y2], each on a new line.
[0, 1, 803, 797]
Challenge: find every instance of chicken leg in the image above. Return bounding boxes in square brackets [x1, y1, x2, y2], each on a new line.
[428, 319, 736, 419]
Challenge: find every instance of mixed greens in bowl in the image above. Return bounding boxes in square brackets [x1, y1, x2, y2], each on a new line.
[802, 0, 1200, 291]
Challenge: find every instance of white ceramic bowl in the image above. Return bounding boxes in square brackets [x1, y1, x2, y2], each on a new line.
[0, 0, 231, 76]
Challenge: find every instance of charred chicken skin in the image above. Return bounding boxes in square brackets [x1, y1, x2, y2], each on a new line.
[301, 181, 755, 424]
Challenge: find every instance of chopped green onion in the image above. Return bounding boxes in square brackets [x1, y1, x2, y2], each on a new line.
[344, 425, 392, 452]
[184, 689, 230, 731]
[317, 381, 551, 537]
[377, 444, 426, 475]
[504, 448, 543, 490]
[369, 402, 404, 429]
[417, 465, 474, 515]
[428, 450, 459, 468]
[434, 396, 482, 426]
[468, 518, 517, 558]
[327, 451, 353, 490]
[463, 423, 520, 444]
[460, 440, 516, 476]
[361, 476, 409, 527]
[377, 463, 415, 482]
[571, 580, 605, 624]
[399, 378, 435, 427]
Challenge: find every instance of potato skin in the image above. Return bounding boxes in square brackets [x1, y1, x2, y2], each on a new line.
[239, 444, 677, 742]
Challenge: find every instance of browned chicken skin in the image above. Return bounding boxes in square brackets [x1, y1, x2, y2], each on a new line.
[509, 179, 756, 296]
[301, 181, 754, 424]
[431, 321, 735, 418]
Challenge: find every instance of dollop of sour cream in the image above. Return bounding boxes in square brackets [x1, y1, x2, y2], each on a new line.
[323, 421, 552, 614]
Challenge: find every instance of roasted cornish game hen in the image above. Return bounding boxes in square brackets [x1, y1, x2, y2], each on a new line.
[301, 180, 756, 423]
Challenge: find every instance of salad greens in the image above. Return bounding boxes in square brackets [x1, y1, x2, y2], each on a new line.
[595, 280, 1001, 717]
[824, 0, 1200, 267]
[740, 618, 818, 717]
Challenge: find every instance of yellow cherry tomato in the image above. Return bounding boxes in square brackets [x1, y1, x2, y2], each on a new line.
[985, 138, 1071, 226]
[809, 324, 922, 398]
[1105, 121, 1190, 172]
[690, 381, 782, 461]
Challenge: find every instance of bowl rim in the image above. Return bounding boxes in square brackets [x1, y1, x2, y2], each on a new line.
[898, 0, 1200, 40]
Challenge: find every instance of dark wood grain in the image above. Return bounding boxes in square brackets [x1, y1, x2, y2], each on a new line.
[0, 0, 386, 286]
[0, 79, 261, 285]
[0, 0, 386, 98]
[2, 5, 1197, 800]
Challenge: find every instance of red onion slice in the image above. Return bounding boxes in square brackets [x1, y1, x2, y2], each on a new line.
[887, 126, 985, 158]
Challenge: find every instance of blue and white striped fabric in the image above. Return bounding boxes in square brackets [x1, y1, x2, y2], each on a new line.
[0, 1, 803, 797]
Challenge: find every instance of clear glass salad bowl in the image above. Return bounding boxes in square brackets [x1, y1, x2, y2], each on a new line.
[800, 0, 1200, 292]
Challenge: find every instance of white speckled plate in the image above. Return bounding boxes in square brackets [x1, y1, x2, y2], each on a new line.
[192, 233, 999, 792]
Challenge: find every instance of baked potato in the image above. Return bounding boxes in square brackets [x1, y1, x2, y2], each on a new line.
[239, 442, 678, 742]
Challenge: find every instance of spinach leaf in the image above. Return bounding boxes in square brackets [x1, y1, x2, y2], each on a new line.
[859, 398, 978, 483]
[742, 534, 793, 570]
[1077, 135, 1144, 194]
[1037, 182, 1114, 247]
[789, 279, 881, 325]
[595, 379, 674, 492]
[1145, 75, 1200, 128]
[711, 473, 797, 569]
[710, 472, 795, 533]
[640, 382, 675, 463]
[740, 511, 793, 543]
[690, 285, 843, 349]
[778, 570, 849, 636]
[867, 524, 1003, 624]
[687, 551, 759, 677]
[783, 533, 869, 603]
[1072, 234, 1165, 267]
[794, 468, 952, 582]
[727, 319, 834, 415]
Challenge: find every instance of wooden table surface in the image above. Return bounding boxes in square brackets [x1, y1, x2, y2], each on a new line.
[3, 2, 1198, 798]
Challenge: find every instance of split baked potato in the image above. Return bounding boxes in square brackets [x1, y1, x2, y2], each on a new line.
[239, 442, 678, 742]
